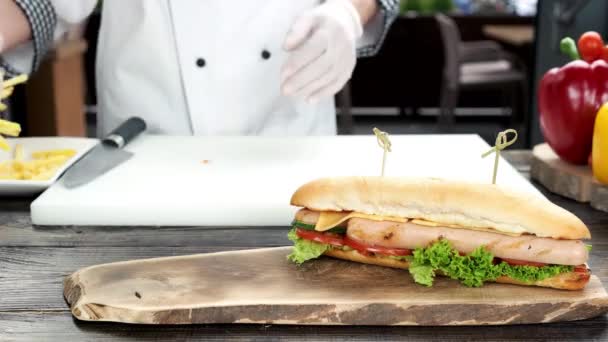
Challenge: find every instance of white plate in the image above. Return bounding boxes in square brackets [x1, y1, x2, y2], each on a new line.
[0, 137, 99, 196]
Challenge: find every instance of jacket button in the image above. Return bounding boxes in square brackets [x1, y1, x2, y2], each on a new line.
[261, 50, 271, 60]
[196, 58, 206, 67]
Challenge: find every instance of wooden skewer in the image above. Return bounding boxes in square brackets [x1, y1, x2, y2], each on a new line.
[373, 127, 392, 177]
[481, 129, 518, 184]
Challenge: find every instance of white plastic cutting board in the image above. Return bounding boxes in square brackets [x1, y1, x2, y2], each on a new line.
[31, 134, 541, 226]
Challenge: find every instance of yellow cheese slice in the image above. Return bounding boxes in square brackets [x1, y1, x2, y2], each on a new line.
[412, 218, 522, 237]
[314, 213, 522, 237]
[315, 211, 409, 231]
[411, 219, 441, 227]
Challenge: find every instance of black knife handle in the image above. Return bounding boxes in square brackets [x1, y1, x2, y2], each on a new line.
[103, 117, 147, 148]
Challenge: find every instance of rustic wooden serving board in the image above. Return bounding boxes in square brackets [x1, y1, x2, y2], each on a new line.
[64, 247, 608, 326]
[531, 143, 608, 212]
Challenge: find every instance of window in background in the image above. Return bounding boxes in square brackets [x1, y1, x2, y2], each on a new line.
[513, 0, 538, 16]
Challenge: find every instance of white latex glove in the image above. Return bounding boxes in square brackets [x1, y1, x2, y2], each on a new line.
[281, 0, 363, 103]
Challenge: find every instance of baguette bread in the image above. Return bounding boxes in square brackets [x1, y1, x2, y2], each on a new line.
[324, 249, 590, 290]
[291, 176, 590, 240]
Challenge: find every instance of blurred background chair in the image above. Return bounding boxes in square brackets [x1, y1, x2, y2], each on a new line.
[435, 12, 529, 142]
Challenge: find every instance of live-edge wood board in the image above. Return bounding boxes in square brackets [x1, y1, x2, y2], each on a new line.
[64, 247, 608, 326]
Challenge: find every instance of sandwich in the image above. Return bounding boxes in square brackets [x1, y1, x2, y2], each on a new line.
[286, 176, 592, 290]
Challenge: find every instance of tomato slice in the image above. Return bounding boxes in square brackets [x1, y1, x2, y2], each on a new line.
[343, 237, 412, 256]
[295, 229, 411, 257]
[573, 265, 591, 281]
[295, 228, 344, 247]
[500, 258, 547, 267]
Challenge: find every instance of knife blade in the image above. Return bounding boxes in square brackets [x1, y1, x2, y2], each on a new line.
[61, 117, 147, 189]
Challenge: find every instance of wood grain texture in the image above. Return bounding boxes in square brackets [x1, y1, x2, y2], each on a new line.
[0, 247, 252, 311]
[62, 247, 608, 326]
[530, 144, 608, 213]
[591, 181, 608, 213]
[3, 151, 608, 340]
[2, 311, 608, 342]
[4, 245, 608, 313]
[2, 225, 292, 247]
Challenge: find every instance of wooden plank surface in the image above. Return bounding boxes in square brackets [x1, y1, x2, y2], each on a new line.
[530, 143, 608, 212]
[63, 247, 608, 326]
[2, 151, 608, 340]
[3, 244, 608, 313]
[0, 247, 250, 311]
[2, 311, 608, 342]
[2, 225, 291, 247]
[530, 143, 595, 202]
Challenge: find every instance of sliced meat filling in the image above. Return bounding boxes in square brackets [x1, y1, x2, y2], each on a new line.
[347, 218, 587, 266]
[294, 209, 588, 266]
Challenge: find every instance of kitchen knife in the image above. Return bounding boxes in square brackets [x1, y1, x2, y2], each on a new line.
[61, 117, 147, 189]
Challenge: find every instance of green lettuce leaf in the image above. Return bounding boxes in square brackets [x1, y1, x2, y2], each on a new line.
[408, 264, 435, 286]
[501, 263, 573, 283]
[409, 239, 574, 287]
[286, 228, 330, 265]
[291, 220, 316, 230]
[285, 229, 575, 287]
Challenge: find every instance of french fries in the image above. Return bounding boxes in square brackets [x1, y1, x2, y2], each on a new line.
[0, 119, 21, 136]
[0, 136, 9, 151]
[3, 74, 28, 89]
[1, 73, 28, 111]
[0, 119, 22, 151]
[0, 72, 75, 180]
[1, 72, 28, 150]
[0, 144, 77, 181]
[31, 149, 77, 159]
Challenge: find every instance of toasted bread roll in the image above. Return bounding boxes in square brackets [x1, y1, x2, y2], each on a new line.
[291, 176, 590, 240]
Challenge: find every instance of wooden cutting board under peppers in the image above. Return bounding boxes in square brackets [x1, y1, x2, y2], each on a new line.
[538, 31, 608, 184]
[533, 31, 608, 213]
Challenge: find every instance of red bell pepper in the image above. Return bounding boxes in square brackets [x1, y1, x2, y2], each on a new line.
[538, 35, 608, 165]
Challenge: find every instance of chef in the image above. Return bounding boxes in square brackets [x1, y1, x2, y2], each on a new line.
[1, 0, 399, 136]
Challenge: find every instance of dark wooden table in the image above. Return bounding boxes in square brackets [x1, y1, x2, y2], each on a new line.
[2, 151, 608, 341]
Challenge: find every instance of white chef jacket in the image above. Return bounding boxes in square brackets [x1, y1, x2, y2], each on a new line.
[1, 0, 398, 137]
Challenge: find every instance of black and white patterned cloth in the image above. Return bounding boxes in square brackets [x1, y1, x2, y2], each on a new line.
[0, 0, 56, 77]
[357, 0, 400, 57]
